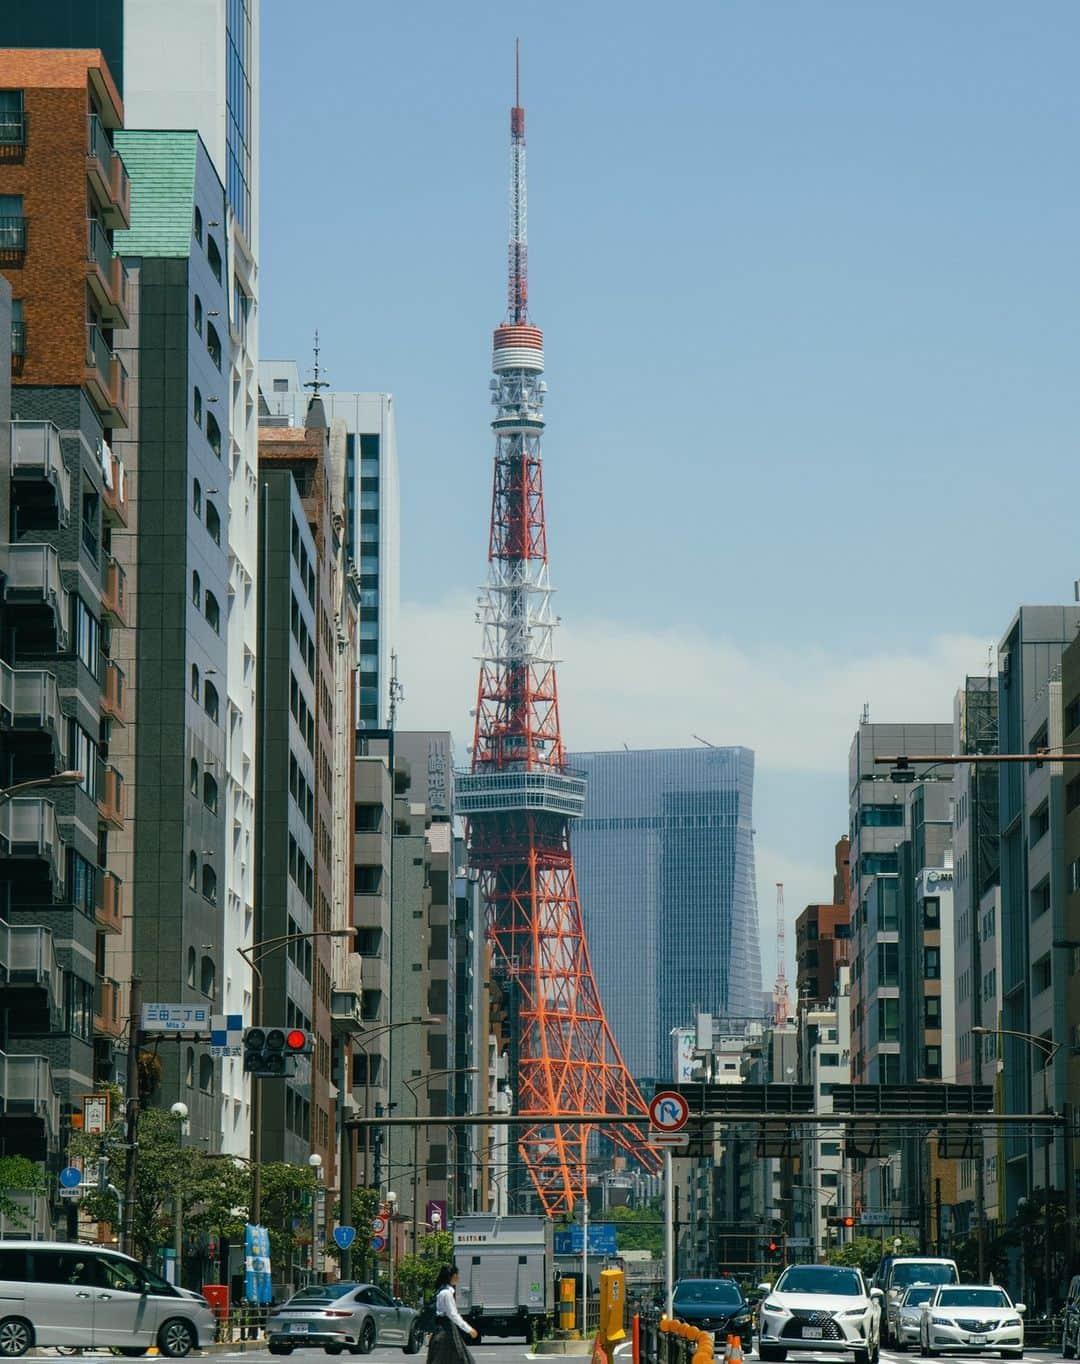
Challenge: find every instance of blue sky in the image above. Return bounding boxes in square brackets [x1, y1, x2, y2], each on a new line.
[261, 1, 1080, 986]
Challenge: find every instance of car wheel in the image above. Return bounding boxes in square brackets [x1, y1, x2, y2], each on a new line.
[157, 1318, 196, 1359]
[358, 1319, 376, 1355]
[853, 1348, 870, 1364]
[326, 1348, 344, 1356]
[758, 1348, 785, 1362]
[403, 1323, 423, 1355]
[269, 1348, 294, 1357]
[1002, 1353, 1023, 1361]
[0, 1320, 32, 1359]
[741, 1335, 752, 1355]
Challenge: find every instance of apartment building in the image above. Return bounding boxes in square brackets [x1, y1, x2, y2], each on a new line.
[794, 966, 852, 1258]
[108, 129, 232, 1148]
[795, 837, 851, 1005]
[0, 49, 132, 1224]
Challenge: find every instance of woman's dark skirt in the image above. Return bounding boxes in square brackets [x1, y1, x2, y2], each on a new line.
[426, 1320, 475, 1364]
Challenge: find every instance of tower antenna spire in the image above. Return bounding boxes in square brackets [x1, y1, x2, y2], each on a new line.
[515, 36, 520, 106]
[304, 328, 328, 396]
[508, 42, 528, 322]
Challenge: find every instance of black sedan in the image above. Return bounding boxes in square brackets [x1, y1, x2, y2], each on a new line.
[672, 1279, 754, 1349]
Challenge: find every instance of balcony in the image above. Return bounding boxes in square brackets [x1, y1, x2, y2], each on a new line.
[86, 220, 130, 327]
[85, 324, 128, 428]
[96, 869, 123, 935]
[86, 114, 130, 228]
[95, 761, 124, 829]
[0, 798, 66, 896]
[0, 919, 62, 1029]
[0, 214, 26, 265]
[11, 421, 71, 527]
[94, 976, 123, 1039]
[100, 551, 127, 626]
[101, 658, 126, 725]
[8, 667, 65, 760]
[0, 543, 71, 651]
[100, 439, 127, 527]
[0, 1050, 60, 1160]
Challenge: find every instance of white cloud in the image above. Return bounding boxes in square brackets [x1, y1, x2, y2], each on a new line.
[396, 593, 990, 773]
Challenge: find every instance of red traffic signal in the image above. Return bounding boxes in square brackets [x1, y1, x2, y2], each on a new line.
[827, 1216, 857, 1228]
[286, 1028, 309, 1051]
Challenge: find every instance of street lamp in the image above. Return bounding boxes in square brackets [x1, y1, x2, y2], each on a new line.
[971, 1024, 1064, 1063]
[0, 770, 83, 803]
[308, 1153, 324, 1282]
[170, 1102, 188, 1287]
[239, 927, 355, 1225]
[402, 1067, 478, 1256]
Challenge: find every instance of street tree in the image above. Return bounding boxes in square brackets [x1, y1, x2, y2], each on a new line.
[826, 1235, 917, 1277]
[395, 1230, 453, 1306]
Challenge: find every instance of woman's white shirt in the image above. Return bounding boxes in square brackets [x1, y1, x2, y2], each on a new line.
[436, 1286, 471, 1334]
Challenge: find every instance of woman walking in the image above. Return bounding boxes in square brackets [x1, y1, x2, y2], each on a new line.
[427, 1265, 478, 1364]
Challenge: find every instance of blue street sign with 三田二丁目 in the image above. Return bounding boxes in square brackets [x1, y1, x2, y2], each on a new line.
[333, 1226, 356, 1251]
[553, 1223, 617, 1256]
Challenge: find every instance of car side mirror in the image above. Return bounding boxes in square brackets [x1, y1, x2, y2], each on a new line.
[1015, 1304, 1026, 1314]
[757, 1283, 772, 1294]
[394, 1298, 404, 1307]
[870, 1289, 883, 1300]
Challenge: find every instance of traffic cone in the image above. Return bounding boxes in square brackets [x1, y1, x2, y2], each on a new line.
[723, 1334, 736, 1362]
[729, 1335, 744, 1364]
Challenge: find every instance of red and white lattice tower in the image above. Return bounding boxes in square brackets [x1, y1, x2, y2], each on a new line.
[773, 882, 790, 1026]
[456, 47, 660, 1215]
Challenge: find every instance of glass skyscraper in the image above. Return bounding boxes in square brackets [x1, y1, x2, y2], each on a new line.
[569, 746, 764, 1082]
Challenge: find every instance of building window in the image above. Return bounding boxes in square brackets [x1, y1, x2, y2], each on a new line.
[877, 997, 899, 1043]
[69, 722, 98, 797]
[1030, 801, 1050, 845]
[69, 851, 97, 917]
[206, 322, 222, 370]
[862, 852, 899, 877]
[876, 877, 899, 931]
[73, 597, 100, 679]
[924, 995, 942, 1028]
[192, 479, 202, 516]
[190, 757, 199, 794]
[203, 772, 218, 813]
[924, 946, 941, 979]
[206, 501, 221, 545]
[185, 1047, 195, 1088]
[194, 295, 203, 336]
[924, 1046, 942, 1079]
[188, 852, 198, 890]
[202, 863, 217, 904]
[193, 387, 202, 427]
[194, 206, 203, 244]
[1032, 954, 1052, 996]
[0, 193, 25, 253]
[354, 865, 382, 894]
[207, 235, 223, 282]
[860, 803, 904, 828]
[192, 571, 201, 607]
[190, 664, 200, 700]
[355, 803, 382, 833]
[1068, 777, 1080, 814]
[1031, 878, 1051, 920]
[198, 1054, 214, 1093]
[200, 954, 216, 998]
[1069, 858, 1080, 895]
[878, 941, 899, 987]
[923, 897, 941, 929]
[204, 680, 219, 722]
[186, 946, 196, 988]
[204, 590, 221, 633]
[0, 90, 25, 147]
[206, 411, 222, 458]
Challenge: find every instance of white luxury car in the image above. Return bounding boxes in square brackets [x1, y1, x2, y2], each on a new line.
[757, 1264, 881, 1364]
[895, 1287, 938, 1350]
[919, 1285, 1025, 1358]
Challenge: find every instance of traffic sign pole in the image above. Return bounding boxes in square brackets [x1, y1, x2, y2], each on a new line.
[663, 1148, 674, 1318]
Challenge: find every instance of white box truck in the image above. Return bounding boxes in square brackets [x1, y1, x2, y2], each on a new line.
[453, 1214, 554, 1341]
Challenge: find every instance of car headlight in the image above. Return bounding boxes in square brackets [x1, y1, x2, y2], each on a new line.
[763, 1301, 783, 1314]
[931, 1316, 952, 1326]
[1001, 1318, 1021, 1329]
[841, 1309, 867, 1318]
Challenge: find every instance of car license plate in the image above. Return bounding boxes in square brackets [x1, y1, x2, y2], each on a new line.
[802, 1327, 824, 1339]
[289, 1323, 310, 1334]
[969, 1336, 988, 1346]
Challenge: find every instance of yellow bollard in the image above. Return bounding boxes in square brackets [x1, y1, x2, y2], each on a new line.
[599, 1268, 627, 1362]
[560, 1275, 577, 1334]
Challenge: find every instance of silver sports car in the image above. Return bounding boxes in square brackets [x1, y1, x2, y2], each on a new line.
[267, 1282, 423, 1356]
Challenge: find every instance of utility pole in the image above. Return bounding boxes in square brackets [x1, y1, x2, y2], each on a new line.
[121, 977, 142, 1257]
[975, 1129, 987, 1282]
[1065, 1103, 1076, 1284]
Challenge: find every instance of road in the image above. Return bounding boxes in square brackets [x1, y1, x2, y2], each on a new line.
[27, 1349, 1064, 1364]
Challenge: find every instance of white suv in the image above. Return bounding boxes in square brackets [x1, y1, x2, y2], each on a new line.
[757, 1264, 881, 1364]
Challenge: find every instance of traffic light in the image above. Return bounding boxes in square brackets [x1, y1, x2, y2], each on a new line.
[243, 1026, 314, 1077]
[826, 1216, 856, 1229]
[766, 1239, 781, 1260]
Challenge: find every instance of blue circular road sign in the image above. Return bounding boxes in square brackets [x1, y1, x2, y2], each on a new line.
[59, 1166, 82, 1189]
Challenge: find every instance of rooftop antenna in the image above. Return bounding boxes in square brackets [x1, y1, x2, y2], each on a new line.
[388, 651, 404, 730]
[860, 702, 870, 724]
[692, 734, 716, 748]
[304, 329, 329, 397]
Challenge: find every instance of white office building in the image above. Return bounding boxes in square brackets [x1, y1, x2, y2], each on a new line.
[259, 362, 400, 729]
[125, 0, 261, 1155]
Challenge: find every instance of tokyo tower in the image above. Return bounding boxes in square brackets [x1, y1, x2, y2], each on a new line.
[456, 47, 661, 1215]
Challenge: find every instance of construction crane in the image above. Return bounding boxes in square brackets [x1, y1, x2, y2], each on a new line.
[773, 882, 790, 1026]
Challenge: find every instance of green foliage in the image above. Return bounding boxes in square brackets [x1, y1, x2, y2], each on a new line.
[395, 1231, 453, 1306]
[825, 1235, 917, 1277]
[259, 1161, 319, 1273]
[607, 1201, 664, 1257]
[0, 1156, 46, 1225]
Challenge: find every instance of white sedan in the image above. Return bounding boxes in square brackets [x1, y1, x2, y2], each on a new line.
[757, 1264, 881, 1364]
[896, 1287, 939, 1350]
[919, 1285, 1025, 1358]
